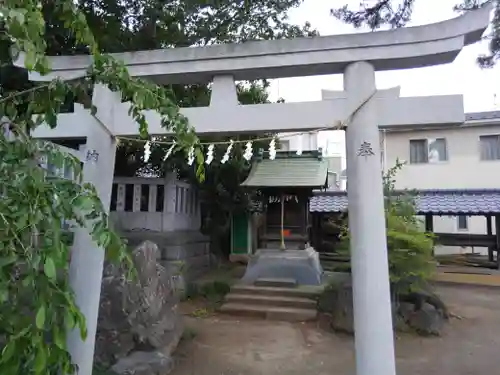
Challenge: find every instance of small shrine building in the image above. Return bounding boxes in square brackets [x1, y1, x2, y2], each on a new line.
[230, 150, 329, 262]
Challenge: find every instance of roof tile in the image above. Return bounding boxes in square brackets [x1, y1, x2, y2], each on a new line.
[465, 110, 500, 122]
[310, 189, 500, 214]
[241, 152, 328, 188]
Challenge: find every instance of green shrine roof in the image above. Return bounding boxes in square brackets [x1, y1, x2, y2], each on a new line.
[241, 151, 328, 188]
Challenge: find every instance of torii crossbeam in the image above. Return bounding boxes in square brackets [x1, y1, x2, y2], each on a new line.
[16, 4, 492, 375]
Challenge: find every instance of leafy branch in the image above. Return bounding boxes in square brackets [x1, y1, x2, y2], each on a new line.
[0, 0, 199, 374]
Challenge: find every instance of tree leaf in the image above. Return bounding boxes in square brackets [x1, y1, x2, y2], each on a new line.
[35, 304, 46, 329]
[0, 290, 8, 303]
[53, 327, 65, 350]
[23, 47, 37, 71]
[0, 341, 16, 363]
[33, 345, 47, 374]
[0, 255, 17, 268]
[76, 309, 88, 340]
[43, 257, 56, 279]
[65, 310, 76, 330]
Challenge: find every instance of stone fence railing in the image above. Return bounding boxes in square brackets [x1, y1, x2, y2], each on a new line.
[38, 142, 201, 233]
[110, 176, 200, 232]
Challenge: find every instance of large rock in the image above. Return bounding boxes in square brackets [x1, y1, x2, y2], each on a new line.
[318, 280, 448, 336]
[328, 281, 355, 334]
[399, 302, 446, 336]
[122, 230, 211, 296]
[95, 240, 183, 369]
[111, 351, 173, 375]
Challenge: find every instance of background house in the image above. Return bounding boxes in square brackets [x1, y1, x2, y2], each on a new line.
[277, 132, 318, 152]
[382, 110, 500, 255]
[278, 131, 343, 190]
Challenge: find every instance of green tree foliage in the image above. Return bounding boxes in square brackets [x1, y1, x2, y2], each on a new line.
[338, 160, 435, 295]
[1, 0, 317, 261]
[47, 0, 317, 54]
[332, 0, 500, 67]
[0, 1, 203, 374]
[0, 1, 316, 372]
[87, 1, 312, 256]
[1, 0, 317, 110]
[382, 160, 435, 295]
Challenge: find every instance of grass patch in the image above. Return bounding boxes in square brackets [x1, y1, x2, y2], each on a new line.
[190, 307, 212, 318]
[184, 279, 231, 302]
[182, 326, 198, 340]
[182, 279, 232, 317]
[93, 363, 112, 375]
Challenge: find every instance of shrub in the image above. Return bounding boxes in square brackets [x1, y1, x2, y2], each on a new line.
[337, 160, 436, 295]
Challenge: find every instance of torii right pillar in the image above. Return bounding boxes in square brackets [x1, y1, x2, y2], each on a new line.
[344, 61, 396, 375]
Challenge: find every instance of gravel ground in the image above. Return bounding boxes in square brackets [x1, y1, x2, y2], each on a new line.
[171, 284, 500, 375]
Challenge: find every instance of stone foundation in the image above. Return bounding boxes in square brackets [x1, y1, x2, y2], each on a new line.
[122, 230, 211, 292]
[240, 248, 324, 286]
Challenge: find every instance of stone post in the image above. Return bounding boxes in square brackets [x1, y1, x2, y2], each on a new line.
[344, 61, 396, 375]
[67, 85, 118, 375]
[165, 173, 178, 214]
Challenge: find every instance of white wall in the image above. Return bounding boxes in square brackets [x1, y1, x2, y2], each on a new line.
[278, 132, 318, 152]
[384, 124, 500, 255]
[326, 156, 342, 190]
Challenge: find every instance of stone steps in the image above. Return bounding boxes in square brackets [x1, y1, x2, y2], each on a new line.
[254, 277, 297, 288]
[220, 278, 320, 322]
[230, 284, 320, 300]
[219, 302, 317, 322]
[225, 293, 316, 309]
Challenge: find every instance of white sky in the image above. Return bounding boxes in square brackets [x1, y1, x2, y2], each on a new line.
[267, 0, 500, 156]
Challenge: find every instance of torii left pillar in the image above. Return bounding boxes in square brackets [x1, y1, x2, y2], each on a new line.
[66, 85, 117, 375]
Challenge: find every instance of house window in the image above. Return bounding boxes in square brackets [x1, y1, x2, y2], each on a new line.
[479, 135, 500, 161]
[457, 216, 468, 231]
[409, 138, 448, 164]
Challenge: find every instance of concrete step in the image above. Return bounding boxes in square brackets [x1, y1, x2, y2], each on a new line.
[254, 277, 297, 288]
[319, 253, 350, 262]
[219, 303, 317, 322]
[231, 284, 320, 300]
[225, 293, 316, 309]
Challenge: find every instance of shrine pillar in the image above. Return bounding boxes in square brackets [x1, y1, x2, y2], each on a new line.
[66, 85, 118, 375]
[344, 62, 396, 375]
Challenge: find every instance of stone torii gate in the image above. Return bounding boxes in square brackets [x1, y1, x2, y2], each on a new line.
[17, 5, 491, 375]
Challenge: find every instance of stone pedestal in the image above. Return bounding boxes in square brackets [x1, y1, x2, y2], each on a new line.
[240, 248, 323, 286]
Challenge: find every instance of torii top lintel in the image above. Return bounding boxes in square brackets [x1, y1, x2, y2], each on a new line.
[19, 4, 492, 84]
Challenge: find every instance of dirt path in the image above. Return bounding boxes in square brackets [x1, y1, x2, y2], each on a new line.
[170, 285, 500, 375]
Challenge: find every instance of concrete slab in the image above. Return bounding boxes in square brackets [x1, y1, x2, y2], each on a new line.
[240, 248, 324, 286]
